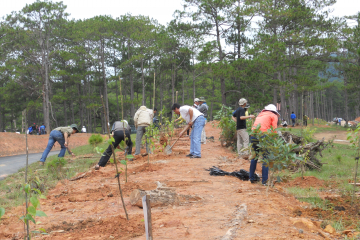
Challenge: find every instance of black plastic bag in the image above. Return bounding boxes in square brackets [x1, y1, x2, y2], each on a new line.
[206, 166, 261, 181]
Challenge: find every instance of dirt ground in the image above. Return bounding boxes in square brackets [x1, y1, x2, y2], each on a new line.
[314, 131, 349, 145]
[0, 124, 343, 239]
[0, 133, 95, 157]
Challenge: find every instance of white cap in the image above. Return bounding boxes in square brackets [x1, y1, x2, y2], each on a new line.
[194, 98, 199, 102]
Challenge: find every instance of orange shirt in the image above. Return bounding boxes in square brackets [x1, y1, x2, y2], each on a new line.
[252, 110, 278, 133]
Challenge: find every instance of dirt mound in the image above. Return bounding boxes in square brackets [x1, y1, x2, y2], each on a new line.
[121, 181, 157, 196]
[287, 176, 325, 188]
[160, 134, 168, 146]
[131, 163, 162, 173]
[47, 215, 144, 239]
[0, 132, 95, 157]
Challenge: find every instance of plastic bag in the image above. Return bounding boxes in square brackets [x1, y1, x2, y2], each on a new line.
[206, 166, 261, 181]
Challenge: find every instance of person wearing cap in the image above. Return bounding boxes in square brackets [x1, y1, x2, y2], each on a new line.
[171, 103, 205, 158]
[95, 120, 133, 170]
[249, 104, 280, 185]
[39, 124, 79, 165]
[197, 97, 208, 144]
[193, 98, 200, 109]
[232, 98, 255, 157]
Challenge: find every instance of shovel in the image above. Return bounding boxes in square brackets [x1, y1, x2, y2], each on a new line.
[164, 125, 191, 155]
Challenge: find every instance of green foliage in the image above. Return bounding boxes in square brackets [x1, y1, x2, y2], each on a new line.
[143, 123, 160, 163]
[215, 105, 236, 148]
[21, 183, 48, 237]
[89, 134, 104, 147]
[0, 207, 5, 220]
[46, 158, 67, 179]
[301, 127, 316, 143]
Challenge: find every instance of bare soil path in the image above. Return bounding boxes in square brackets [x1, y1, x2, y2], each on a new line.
[314, 131, 349, 145]
[0, 124, 336, 239]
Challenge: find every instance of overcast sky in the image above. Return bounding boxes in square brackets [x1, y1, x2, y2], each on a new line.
[1, 0, 359, 26]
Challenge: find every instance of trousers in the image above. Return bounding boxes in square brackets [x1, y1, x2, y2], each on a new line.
[236, 129, 249, 155]
[40, 130, 67, 163]
[190, 116, 205, 157]
[98, 130, 132, 167]
[249, 136, 269, 184]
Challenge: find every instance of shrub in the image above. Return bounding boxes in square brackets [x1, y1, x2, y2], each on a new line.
[215, 105, 236, 148]
[46, 158, 67, 179]
[89, 134, 104, 146]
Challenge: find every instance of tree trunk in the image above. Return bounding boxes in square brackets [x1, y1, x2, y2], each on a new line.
[63, 80, 67, 126]
[141, 58, 145, 105]
[101, 40, 109, 125]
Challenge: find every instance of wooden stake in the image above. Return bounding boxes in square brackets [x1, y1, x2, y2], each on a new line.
[101, 95, 129, 220]
[24, 109, 30, 240]
[142, 195, 153, 240]
[176, 91, 178, 103]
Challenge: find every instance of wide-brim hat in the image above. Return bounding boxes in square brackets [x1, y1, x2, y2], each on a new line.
[70, 124, 79, 133]
[264, 104, 280, 116]
[198, 97, 206, 102]
[239, 98, 247, 105]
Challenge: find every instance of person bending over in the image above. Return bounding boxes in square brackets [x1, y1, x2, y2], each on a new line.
[95, 120, 133, 170]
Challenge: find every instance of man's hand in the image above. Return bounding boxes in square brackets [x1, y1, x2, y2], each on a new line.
[64, 142, 68, 147]
[188, 122, 193, 127]
[117, 145, 120, 149]
[249, 115, 255, 119]
[71, 153, 75, 157]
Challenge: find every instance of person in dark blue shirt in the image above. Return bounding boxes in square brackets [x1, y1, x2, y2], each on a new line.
[290, 112, 296, 127]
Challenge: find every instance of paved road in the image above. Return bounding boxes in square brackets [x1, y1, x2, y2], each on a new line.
[0, 151, 60, 180]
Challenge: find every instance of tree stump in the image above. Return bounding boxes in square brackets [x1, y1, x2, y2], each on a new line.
[130, 187, 179, 208]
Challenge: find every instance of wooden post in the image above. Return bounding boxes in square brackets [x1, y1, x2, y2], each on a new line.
[176, 91, 178, 103]
[142, 195, 153, 240]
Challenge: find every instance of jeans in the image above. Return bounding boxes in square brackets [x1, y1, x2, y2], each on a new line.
[135, 126, 149, 155]
[40, 130, 67, 163]
[249, 136, 269, 184]
[291, 119, 296, 127]
[190, 116, 205, 157]
[98, 130, 132, 167]
[41, 129, 45, 135]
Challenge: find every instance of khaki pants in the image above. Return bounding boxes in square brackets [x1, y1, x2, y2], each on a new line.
[237, 129, 249, 155]
[201, 119, 207, 144]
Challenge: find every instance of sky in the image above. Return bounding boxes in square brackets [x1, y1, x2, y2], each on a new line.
[0, 0, 359, 26]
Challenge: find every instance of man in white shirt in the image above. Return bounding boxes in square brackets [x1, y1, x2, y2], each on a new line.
[171, 103, 205, 158]
[81, 126, 87, 133]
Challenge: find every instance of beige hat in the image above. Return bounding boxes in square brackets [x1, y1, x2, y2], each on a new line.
[194, 98, 199, 102]
[239, 98, 247, 105]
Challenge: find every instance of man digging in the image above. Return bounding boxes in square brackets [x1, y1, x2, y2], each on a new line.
[172, 103, 205, 158]
[232, 98, 255, 158]
[39, 124, 79, 165]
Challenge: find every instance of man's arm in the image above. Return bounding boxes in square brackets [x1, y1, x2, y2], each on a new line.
[240, 115, 255, 120]
[232, 116, 236, 122]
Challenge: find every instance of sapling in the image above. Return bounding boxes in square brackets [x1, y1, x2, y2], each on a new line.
[101, 95, 129, 220]
[347, 123, 360, 205]
[143, 123, 160, 164]
[0, 207, 5, 220]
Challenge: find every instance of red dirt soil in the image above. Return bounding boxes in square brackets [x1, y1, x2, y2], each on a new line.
[286, 176, 325, 188]
[0, 133, 96, 157]
[0, 123, 337, 239]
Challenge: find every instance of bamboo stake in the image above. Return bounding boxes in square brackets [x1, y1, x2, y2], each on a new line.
[101, 95, 129, 220]
[24, 109, 30, 240]
[119, 77, 128, 183]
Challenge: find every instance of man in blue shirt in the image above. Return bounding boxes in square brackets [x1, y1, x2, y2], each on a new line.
[290, 112, 296, 127]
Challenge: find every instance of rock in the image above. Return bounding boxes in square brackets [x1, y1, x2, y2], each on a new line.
[107, 193, 113, 197]
[247, 220, 255, 223]
[98, 198, 104, 201]
[324, 225, 336, 234]
[299, 229, 303, 234]
[290, 218, 316, 230]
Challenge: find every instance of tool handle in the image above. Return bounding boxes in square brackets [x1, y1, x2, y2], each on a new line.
[179, 124, 191, 136]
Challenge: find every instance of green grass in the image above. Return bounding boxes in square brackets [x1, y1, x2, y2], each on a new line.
[0, 132, 138, 210]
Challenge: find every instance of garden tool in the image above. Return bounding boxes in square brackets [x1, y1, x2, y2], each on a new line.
[164, 125, 191, 155]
